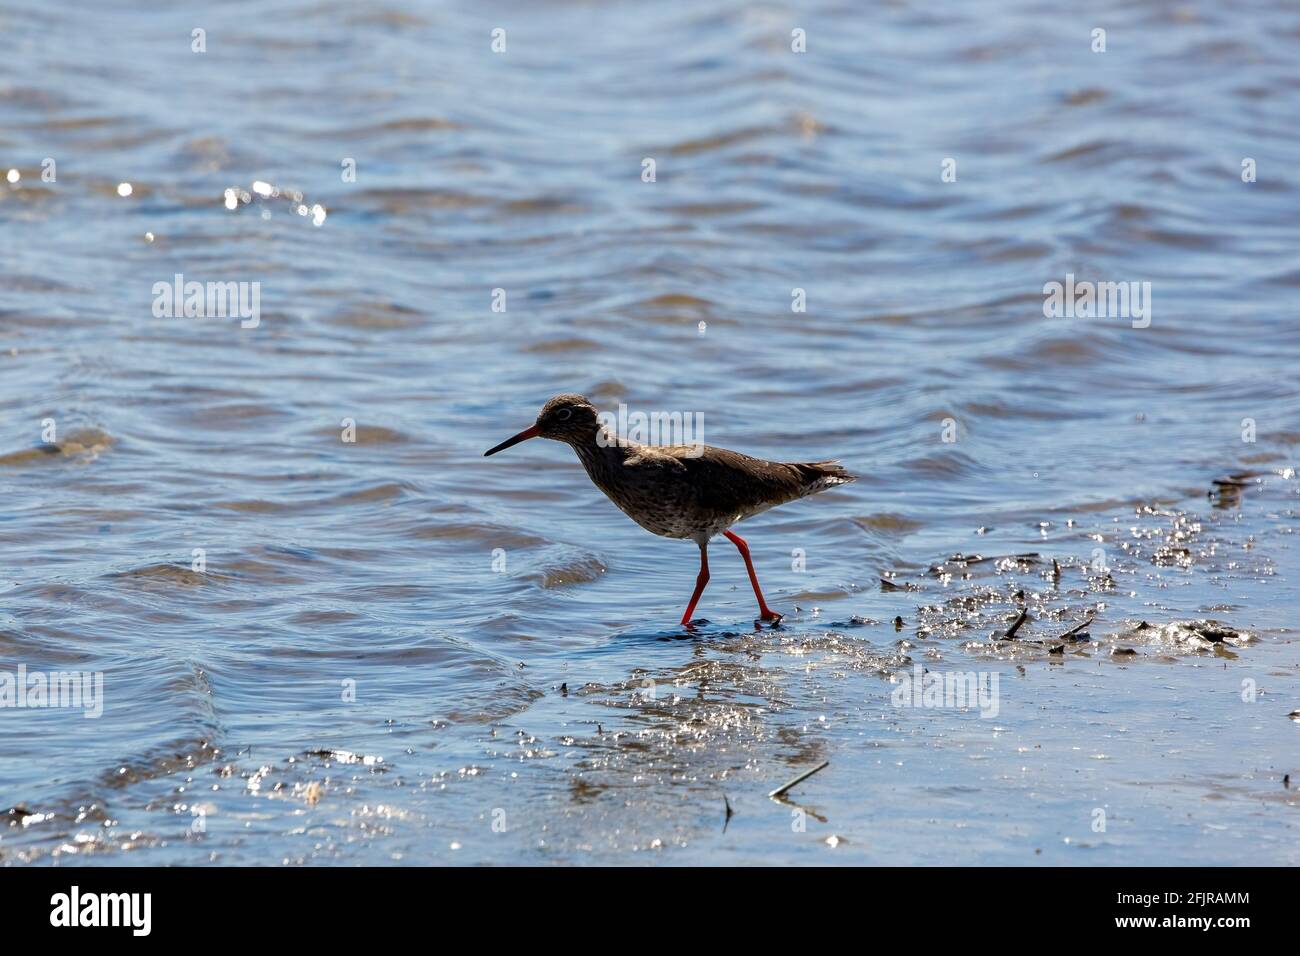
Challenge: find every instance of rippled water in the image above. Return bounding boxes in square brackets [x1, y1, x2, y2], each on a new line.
[2, 1, 1298, 865]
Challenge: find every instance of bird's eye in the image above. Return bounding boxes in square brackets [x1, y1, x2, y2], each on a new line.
[556, 407, 573, 421]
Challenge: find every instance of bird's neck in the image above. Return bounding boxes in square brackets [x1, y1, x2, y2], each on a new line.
[567, 424, 629, 485]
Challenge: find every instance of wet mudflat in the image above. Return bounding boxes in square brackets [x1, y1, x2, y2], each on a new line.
[2, 0, 1298, 864]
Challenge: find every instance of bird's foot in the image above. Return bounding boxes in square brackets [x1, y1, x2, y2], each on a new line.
[757, 608, 783, 624]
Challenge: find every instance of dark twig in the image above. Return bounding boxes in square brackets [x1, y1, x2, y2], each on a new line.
[1004, 607, 1028, 640]
[1059, 613, 1096, 640]
[768, 761, 829, 799]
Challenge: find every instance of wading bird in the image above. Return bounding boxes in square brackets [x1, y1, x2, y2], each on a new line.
[484, 394, 854, 626]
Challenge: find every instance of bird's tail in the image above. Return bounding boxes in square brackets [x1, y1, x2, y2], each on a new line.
[790, 460, 856, 495]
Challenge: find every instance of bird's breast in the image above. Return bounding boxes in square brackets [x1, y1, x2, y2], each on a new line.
[574, 444, 707, 539]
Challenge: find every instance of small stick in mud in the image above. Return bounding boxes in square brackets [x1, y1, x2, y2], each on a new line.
[1004, 608, 1028, 640]
[1059, 614, 1096, 640]
[768, 760, 829, 799]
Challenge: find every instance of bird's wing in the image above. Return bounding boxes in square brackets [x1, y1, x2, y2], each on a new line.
[667, 445, 814, 515]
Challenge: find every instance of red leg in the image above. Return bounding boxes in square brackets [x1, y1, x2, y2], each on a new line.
[679, 542, 710, 626]
[723, 530, 782, 621]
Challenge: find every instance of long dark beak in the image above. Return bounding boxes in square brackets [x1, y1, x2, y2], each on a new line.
[484, 424, 541, 457]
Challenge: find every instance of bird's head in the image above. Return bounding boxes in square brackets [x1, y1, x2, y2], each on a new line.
[483, 394, 600, 456]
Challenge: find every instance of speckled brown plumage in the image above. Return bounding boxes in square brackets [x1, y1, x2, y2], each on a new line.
[485, 394, 855, 625]
[569, 434, 853, 543]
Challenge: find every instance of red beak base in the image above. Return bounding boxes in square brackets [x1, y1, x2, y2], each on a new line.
[484, 424, 541, 457]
